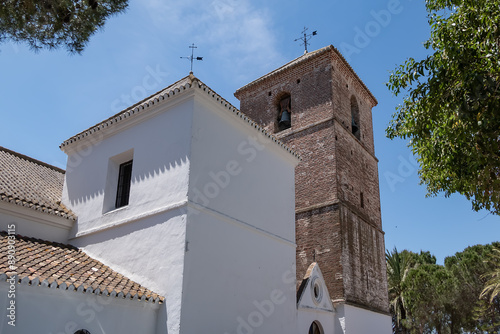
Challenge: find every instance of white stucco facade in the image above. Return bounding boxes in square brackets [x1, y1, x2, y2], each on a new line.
[181, 93, 298, 333]
[61, 89, 195, 333]
[0, 280, 159, 334]
[334, 303, 393, 334]
[0, 202, 73, 243]
[58, 78, 301, 334]
[296, 264, 335, 334]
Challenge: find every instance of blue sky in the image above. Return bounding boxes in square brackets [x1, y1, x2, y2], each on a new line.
[0, 0, 498, 264]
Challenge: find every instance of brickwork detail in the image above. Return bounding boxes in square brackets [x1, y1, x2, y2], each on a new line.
[235, 46, 389, 314]
[296, 204, 343, 301]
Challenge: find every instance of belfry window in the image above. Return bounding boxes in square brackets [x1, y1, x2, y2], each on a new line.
[277, 94, 292, 131]
[351, 95, 360, 140]
[115, 160, 133, 208]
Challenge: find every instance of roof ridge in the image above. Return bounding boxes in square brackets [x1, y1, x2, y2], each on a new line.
[60, 74, 197, 149]
[60, 75, 300, 160]
[110, 74, 198, 121]
[234, 45, 377, 106]
[234, 46, 330, 95]
[0, 146, 65, 174]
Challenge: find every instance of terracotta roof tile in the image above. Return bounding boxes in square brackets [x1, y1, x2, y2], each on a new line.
[0, 146, 76, 220]
[0, 232, 164, 304]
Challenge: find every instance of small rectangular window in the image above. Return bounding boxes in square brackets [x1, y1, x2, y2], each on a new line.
[115, 160, 133, 208]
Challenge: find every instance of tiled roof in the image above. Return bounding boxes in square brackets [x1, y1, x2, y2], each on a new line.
[235, 45, 377, 106]
[0, 231, 164, 304]
[60, 74, 300, 160]
[0, 147, 75, 220]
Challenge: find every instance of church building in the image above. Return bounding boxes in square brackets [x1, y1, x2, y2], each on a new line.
[0, 45, 391, 334]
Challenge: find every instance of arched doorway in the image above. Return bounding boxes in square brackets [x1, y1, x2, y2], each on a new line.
[308, 320, 323, 334]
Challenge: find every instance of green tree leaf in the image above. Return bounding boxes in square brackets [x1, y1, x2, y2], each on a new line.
[386, 0, 500, 215]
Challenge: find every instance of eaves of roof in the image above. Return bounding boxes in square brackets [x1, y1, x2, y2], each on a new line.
[235, 45, 378, 107]
[0, 146, 76, 221]
[0, 231, 164, 304]
[60, 74, 300, 160]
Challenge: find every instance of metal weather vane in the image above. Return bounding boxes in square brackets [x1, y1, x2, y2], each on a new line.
[180, 43, 203, 74]
[294, 27, 317, 54]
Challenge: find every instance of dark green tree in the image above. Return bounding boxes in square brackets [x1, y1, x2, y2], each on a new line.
[386, 249, 437, 333]
[403, 263, 458, 333]
[389, 244, 500, 333]
[386, 242, 500, 334]
[386, 0, 500, 215]
[444, 243, 499, 332]
[0, 0, 128, 54]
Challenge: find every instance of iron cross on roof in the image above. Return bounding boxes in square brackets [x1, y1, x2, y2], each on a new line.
[180, 43, 203, 74]
[294, 27, 317, 54]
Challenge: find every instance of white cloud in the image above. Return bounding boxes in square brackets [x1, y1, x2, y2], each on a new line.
[143, 0, 284, 80]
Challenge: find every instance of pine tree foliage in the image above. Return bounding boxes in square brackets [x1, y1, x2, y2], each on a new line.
[387, 243, 500, 333]
[0, 0, 128, 53]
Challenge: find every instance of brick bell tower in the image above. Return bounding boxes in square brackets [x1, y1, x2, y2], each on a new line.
[235, 45, 390, 323]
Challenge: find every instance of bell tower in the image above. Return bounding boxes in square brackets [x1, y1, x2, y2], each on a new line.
[235, 45, 390, 331]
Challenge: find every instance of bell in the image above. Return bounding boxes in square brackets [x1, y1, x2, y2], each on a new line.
[351, 117, 359, 134]
[279, 110, 291, 127]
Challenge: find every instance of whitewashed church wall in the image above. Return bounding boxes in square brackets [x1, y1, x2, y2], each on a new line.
[60, 87, 300, 334]
[181, 207, 298, 334]
[0, 203, 72, 243]
[334, 303, 392, 334]
[61, 96, 196, 334]
[297, 308, 335, 334]
[70, 210, 187, 334]
[0, 280, 159, 334]
[188, 94, 298, 242]
[62, 98, 194, 236]
[180, 92, 299, 333]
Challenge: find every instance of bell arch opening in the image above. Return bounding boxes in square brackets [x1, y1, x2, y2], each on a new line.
[351, 95, 360, 140]
[276, 93, 292, 132]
